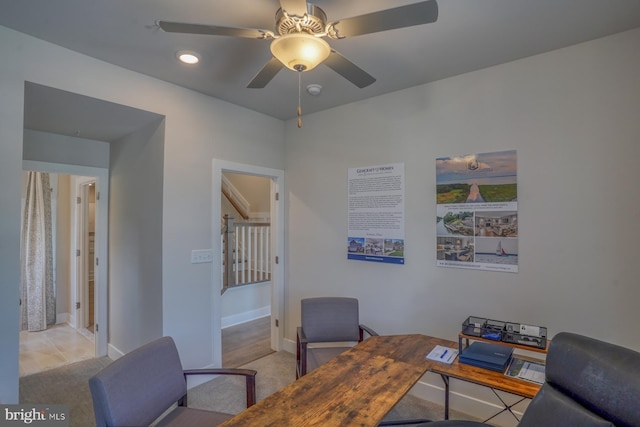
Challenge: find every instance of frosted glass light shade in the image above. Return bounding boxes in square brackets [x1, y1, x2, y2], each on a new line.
[270, 33, 331, 72]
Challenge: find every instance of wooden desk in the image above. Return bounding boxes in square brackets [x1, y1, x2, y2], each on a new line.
[220, 334, 542, 426]
[219, 334, 448, 427]
[430, 336, 543, 422]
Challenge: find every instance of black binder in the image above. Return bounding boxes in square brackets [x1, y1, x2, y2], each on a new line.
[459, 342, 514, 372]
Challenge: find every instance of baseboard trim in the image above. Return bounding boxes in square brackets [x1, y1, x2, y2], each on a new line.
[221, 306, 270, 329]
[283, 337, 296, 354]
[56, 313, 70, 325]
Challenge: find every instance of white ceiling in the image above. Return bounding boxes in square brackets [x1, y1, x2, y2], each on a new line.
[3, 0, 640, 139]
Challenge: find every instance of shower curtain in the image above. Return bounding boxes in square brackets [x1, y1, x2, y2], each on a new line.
[21, 171, 55, 331]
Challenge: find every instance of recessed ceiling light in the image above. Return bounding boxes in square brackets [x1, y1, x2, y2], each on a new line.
[177, 51, 200, 64]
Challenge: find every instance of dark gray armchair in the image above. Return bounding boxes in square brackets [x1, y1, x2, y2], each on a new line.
[89, 336, 256, 427]
[296, 297, 378, 378]
[425, 332, 640, 427]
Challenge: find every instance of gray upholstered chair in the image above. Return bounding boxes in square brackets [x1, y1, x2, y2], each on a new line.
[423, 332, 640, 427]
[89, 336, 256, 427]
[296, 296, 378, 378]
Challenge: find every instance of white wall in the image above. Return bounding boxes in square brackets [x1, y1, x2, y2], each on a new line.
[221, 282, 271, 328]
[109, 119, 165, 352]
[0, 25, 284, 403]
[23, 129, 110, 168]
[0, 35, 28, 401]
[224, 172, 271, 218]
[283, 28, 640, 424]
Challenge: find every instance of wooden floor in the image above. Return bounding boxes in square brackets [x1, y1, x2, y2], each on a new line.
[222, 316, 274, 368]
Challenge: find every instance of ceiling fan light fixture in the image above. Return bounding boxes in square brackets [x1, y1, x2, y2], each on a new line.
[176, 50, 200, 64]
[270, 33, 331, 72]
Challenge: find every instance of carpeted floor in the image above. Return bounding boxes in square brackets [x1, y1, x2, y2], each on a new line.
[19, 356, 112, 426]
[19, 351, 478, 426]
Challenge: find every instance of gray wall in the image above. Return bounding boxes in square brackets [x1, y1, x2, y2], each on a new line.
[283, 28, 640, 424]
[109, 119, 165, 353]
[23, 129, 110, 168]
[0, 24, 285, 403]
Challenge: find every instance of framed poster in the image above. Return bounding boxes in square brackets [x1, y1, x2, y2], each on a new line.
[348, 163, 405, 264]
[436, 150, 518, 272]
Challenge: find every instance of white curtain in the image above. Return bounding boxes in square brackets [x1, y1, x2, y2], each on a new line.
[21, 172, 55, 331]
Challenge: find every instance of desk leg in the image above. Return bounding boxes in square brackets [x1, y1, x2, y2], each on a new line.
[440, 374, 450, 420]
[482, 389, 525, 424]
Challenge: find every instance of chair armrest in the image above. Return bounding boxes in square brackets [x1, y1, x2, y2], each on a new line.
[183, 368, 257, 407]
[296, 327, 308, 378]
[297, 326, 308, 344]
[359, 324, 379, 337]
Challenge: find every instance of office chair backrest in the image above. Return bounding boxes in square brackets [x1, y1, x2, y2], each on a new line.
[301, 297, 361, 342]
[518, 332, 640, 427]
[89, 336, 188, 427]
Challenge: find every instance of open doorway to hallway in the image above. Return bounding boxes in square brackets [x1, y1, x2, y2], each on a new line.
[19, 172, 96, 375]
[213, 159, 285, 369]
[20, 161, 109, 375]
[221, 172, 274, 367]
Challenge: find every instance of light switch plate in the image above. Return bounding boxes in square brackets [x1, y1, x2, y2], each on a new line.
[191, 249, 213, 264]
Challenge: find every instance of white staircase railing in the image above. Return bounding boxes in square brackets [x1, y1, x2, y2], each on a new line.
[222, 215, 271, 294]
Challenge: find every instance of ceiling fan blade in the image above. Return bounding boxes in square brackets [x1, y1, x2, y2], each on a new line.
[323, 50, 376, 89]
[247, 57, 284, 88]
[330, 0, 438, 38]
[158, 21, 272, 39]
[279, 0, 309, 16]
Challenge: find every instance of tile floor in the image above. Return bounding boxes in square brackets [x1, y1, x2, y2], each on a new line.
[19, 323, 95, 376]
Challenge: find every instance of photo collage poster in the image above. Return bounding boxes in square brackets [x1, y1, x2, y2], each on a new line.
[347, 163, 405, 264]
[436, 150, 518, 272]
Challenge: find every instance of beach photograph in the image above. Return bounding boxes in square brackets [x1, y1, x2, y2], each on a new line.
[436, 150, 517, 204]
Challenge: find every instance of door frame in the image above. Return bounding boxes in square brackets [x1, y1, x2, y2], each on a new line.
[71, 176, 95, 332]
[23, 160, 109, 357]
[211, 159, 285, 367]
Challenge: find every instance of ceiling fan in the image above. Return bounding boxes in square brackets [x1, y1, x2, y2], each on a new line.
[158, 0, 439, 89]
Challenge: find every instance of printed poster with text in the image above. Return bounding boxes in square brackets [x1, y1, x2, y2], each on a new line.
[436, 150, 518, 272]
[348, 163, 405, 264]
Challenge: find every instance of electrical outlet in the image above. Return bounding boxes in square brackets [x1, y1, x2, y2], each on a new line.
[191, 249, 213, 264]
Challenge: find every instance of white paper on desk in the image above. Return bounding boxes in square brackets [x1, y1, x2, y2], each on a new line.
[426, 345, 459, 364]
[518, 361, 545, 384]
[505, 357, 545, 384]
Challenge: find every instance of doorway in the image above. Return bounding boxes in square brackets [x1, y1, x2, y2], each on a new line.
[74, 177, 96, 335]
[19, 171, 99, 375]
[212, 160, 285, 368]
[21, 161, 109, 363]
[220, 171, 273, 367]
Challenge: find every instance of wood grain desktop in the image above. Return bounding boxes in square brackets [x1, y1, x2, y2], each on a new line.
[220, 333, 544, 426]
[219, 334, 442, 427]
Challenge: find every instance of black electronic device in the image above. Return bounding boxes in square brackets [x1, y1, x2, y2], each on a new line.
[502, 322, 547, 349]
[462, 316, 548, 350]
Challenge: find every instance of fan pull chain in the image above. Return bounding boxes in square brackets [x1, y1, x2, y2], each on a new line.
[297, 71, 303, 128]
